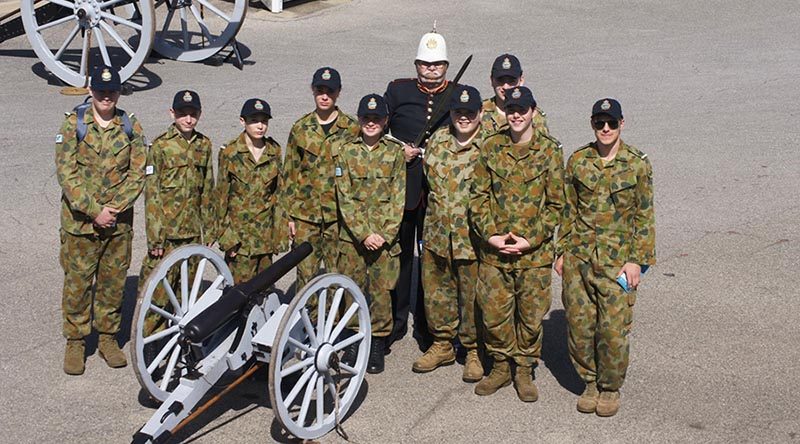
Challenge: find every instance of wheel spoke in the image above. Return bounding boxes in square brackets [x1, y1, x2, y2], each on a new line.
[195, 0, 231, 22]
[100, 11, 143, 31]
[189, 5, 213, 42]
[48, 0, 75, 8]
[323, 287, 343, 342]
[99, 0, 132, 9]
[146, 334, 179, 374]
[297, 370, 317, 427]
[79, 28, 90, 76]
[300, 307, 319, 348]
[180, 259, 189, 312]
[283, 366, 315, 407]
[159, 344, 182, 390]
[332, 332, 363, 352]
[315, 376, 324, 426]
[287, 336, 315, 356]
[338, 363, 358, 376]
[161, 276, 182, 314]
[95, 28, 112, 66]
[142, 324, 179, 344]
[189, 258, 207, 307]
[316, 289, 327, 343]
[328, 302, 360, 345]
[97, 21, 135, 57]
[54, 24, 81, 60]
[160, 5, 176, 35]
[36, 14, 75, 32]
[149, 304, 181, 324]
[280, 356, 314, 378]
[179, 7, 189, 50]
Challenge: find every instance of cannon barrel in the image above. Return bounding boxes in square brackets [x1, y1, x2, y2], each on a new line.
[182, 242, 313, 344]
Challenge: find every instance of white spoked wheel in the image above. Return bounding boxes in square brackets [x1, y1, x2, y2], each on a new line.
[131, 245, 234, 402]
[152, 0, 246, 61]
[21, 0, 155, 87]
[269, 274, 371, 440]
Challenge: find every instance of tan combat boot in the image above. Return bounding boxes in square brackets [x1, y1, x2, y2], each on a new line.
[474, 360, 511, 396]
[412, 341, 455, 373]
[596, 390, 621, 417]
[513, 365, 538, 402]
[577, 382, 599, 413]
[63, 339, 85, 375]
[98, 334, 128, 368]
[462, 349, 484, 383]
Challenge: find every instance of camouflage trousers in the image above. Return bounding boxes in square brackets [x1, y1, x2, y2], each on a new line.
[422, 249, 479, 349]
[294, 218, 338, 292]
[137, 237, 198, 336]
[227, 253, 273, 285]
[337, 241, 398, 337]
[59, 229, 132, 339]
[478, 263, 552, 366]
[562, 254, 635, 391]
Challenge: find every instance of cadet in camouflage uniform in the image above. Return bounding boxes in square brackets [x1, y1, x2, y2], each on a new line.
[555, 98, 656, 417]
[412, 85, 484, 382]
[215, 98, 285, 284]
[336, 94, 405, 374]
[138, 90, 214, 337]
[481, 54, 551, 138]
[56, 65, 146, 375]
[470, 86, 565, 401]
[283, 67, 359, 292]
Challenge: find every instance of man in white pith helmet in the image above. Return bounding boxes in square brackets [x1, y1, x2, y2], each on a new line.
[383, 25, 456, 356]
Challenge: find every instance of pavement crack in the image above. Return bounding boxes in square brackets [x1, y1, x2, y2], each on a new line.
[406, 385, 460, 437]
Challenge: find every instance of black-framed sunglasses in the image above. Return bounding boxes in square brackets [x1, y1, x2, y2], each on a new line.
[592, 119, 620, 130]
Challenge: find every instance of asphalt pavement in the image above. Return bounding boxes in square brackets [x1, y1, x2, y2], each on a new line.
[0, 0, 798, 442]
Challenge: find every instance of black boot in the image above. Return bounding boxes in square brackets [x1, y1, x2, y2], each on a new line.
[367, 336, 385, 374]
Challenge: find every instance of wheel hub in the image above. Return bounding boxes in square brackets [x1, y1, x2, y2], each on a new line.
[74, 0, 102, 27]
[314, 343, 337, 375]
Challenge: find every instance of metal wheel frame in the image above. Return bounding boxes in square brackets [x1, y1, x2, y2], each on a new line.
[21, 0, 155, 86]
[268, 273, 371, 440]
[152, 0, 246, 61]
[130, 244, 234, 402]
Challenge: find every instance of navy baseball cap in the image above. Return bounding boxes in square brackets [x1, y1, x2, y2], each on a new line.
[491, 54, 522, 79]
[450, 85, 482, 112]
[591, 98, 623, 120]
[90, 65, 121, 91]
[357, 94, 388, 117]
[312, 67, 342, 90]
[504, 86, 536, 110]
[172, 90, 201, 111]
[240, 98, 272, 118]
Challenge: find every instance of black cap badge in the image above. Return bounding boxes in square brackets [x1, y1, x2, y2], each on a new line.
[183, 91, 193, 102]
[601, 100, 611, 111]
[367, 97, 377, 110]
[502, 57, 511, 70]
[511, 88, 521, 99]
[321, 69, 331, 80]
[460, 90, 470, 103]
[255, 100, 264, 111]
[101, 68, 112, 82]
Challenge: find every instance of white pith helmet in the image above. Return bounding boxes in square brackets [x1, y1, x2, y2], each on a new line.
[415, 22, 448, 63]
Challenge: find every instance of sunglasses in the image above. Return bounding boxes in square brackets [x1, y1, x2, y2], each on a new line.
[592, 119, 620, 130]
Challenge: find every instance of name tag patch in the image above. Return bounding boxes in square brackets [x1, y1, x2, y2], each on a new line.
[335, 166, 342, 177]
[145, 165, 154, 175]
[55, 134, 63, 143]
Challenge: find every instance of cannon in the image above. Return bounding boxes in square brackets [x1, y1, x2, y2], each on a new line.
[1, 0, 248, 87]
[130, 242, 372, 442]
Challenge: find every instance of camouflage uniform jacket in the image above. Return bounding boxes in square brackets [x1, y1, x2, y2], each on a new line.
[557, 140, 656, 267]
[55, 108, 146, 236]
[335, 136, 405, 252]
[144, 124, 214, 249]
[215, 132, 285, 256]
[481, 97, 551, 138]
[470, 130, 565, 269]
[282, 108, 360, 224]
[422, 126, 482, 260]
